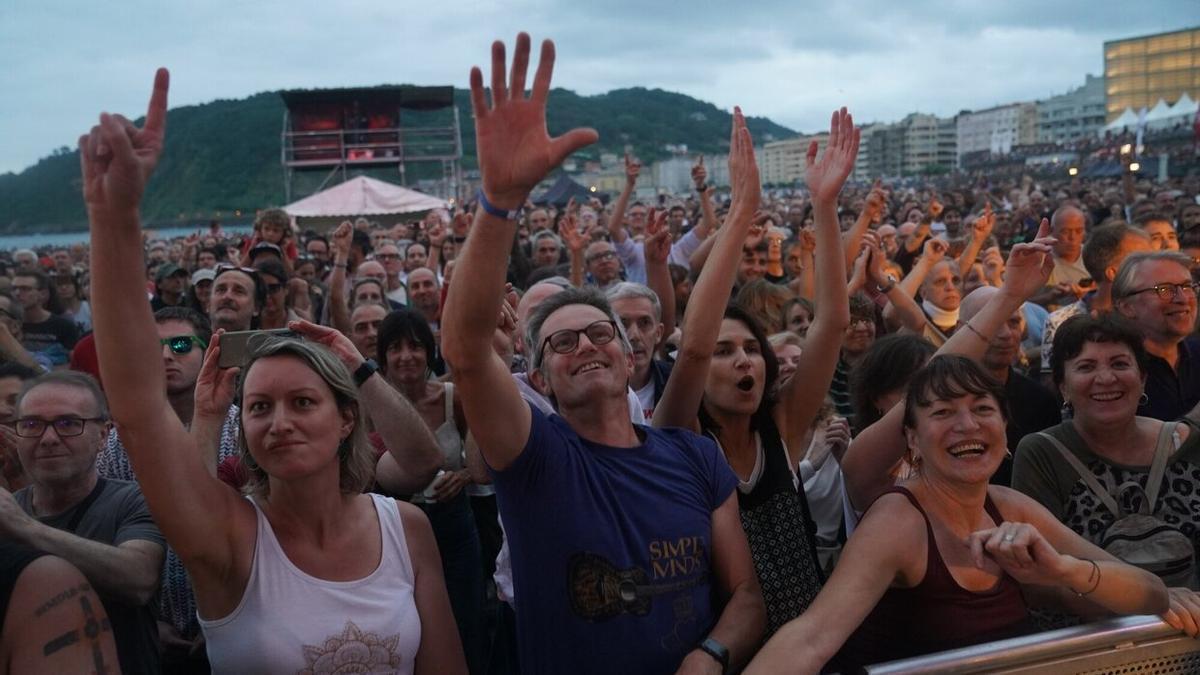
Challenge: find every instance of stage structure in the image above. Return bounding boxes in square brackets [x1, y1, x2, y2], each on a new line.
[280, 86, 463, 203]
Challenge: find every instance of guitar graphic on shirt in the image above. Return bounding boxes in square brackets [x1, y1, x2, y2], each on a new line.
[568, 552, 706, 621]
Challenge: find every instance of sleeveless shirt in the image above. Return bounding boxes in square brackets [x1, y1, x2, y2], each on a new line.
[413, 382, 466, 504]
[832, 486, 1032, 672]
[705, 415, 825, 637]
[200, 494, 422, 674]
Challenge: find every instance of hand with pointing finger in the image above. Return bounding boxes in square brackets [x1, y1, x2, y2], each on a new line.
[80, 68, 169, 217]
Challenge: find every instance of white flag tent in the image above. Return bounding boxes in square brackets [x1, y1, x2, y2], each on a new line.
[1104, 107, 1140, 134]
[1144, 98, 1174, 130]
[1164, 93, 1199, 127]
[283, 176, 447, 229]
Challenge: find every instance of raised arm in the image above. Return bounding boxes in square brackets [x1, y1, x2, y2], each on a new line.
[82, 68, 244, 572]
[956, 202, 995, 271]
[643, 209, 677, 347]
[842, 179, 884, 270]
[841, 220, 1056, 510]
[558, 213, 589, 288]
[775, 108, 857, 451]
[607, 154, 639, 244]
[651, 109, 759, 430]
[327, 222, 353, 334]
[442, 34, 597, 471]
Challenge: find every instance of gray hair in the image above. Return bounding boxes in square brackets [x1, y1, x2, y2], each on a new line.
[525, 286, 633, 372]
[235, 336, 373, 498]
[13, 249, 36, 262]
[605, 282, 662, 322]
[532, 230, 563, 249]
[1113, 251, 1194, 301]
[19, 371, 109, 420]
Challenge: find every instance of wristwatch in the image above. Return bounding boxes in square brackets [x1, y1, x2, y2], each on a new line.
[877, 274, 898, 294]
[698, 637, 730, 673]
[353, 359, 379, 387]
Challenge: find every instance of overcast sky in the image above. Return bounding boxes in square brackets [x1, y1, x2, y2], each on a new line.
[2, 1, 1196, 174]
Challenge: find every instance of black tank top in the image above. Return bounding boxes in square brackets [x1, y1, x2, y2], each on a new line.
[706, 415, 824, 636]
[832, 486, 1033, 672]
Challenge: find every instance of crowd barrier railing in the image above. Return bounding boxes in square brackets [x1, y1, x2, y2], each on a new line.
[865, 615, 1200, 674]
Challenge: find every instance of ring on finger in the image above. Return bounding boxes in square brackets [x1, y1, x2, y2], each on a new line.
[1002, 533, 1015, 543]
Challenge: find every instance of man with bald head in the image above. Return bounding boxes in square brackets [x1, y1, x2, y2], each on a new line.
[960, 287, 1058, 484]
[1033, 206, 1089, 311]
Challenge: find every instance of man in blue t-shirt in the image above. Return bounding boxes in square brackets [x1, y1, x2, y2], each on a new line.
[442, 35, 764, 675]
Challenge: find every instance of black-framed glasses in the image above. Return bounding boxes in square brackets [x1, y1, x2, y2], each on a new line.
[13, 416, 105, 438]
[160, 335, 207, 355]
[540, 320, 618, 356]
[1123, 281, 1200, 301]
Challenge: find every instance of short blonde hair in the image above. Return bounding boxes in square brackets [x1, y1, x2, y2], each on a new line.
[235, 337, 373, 497]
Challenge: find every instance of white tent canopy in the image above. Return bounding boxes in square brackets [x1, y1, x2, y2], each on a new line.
[284, 176, 446, 219]
[1105, 107, 1140, 133]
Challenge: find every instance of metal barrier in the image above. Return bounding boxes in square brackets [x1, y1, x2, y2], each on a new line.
[865, 615, 1200, 674]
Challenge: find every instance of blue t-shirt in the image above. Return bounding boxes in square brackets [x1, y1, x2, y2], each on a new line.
[493, 403, 737, 675]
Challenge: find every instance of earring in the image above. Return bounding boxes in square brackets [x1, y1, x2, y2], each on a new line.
[1139, 392, 1149, 406]
[1060, 400, 1074, 420]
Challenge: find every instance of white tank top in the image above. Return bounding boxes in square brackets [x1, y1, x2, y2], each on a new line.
[199, 493, 421, 674]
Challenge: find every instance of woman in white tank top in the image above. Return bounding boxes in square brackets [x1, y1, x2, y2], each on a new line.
[87, 107, 467, 675]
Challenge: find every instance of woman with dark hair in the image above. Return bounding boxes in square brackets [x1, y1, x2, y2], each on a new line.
[1014, 314, 1200, 617]
[377, 308, 486, 672]
[654, 108, 857, 634]
[52, 272, 91, 332]
[83, 72, 464, 673]
[849, 333, 936, 434]
[747, 355, 1170, 674]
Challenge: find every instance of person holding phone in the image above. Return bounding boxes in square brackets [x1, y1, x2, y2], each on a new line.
[81, 68, 465, 673]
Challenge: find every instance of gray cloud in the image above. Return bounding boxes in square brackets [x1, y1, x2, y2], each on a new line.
[2, 0, 1196, 173]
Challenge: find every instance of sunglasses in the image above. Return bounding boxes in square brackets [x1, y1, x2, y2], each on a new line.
[539, 320, 618, 356]
[160, 335, 208, 355]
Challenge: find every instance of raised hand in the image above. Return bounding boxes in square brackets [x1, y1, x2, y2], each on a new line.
[691, 155, 707, 188]
[624, 153, 641, 186]
[864, 179, 886, 223]
[1001, 218, 1055, 300]
[287, 319, 363, 370]
[193, 333, 240, 420]
[927, 197, 944, 220]
[558, 214, 590, 253]
[973, 202, 995, 240]
[982, 246, 1005, 286]
[727, 107, 761, 217]
[799, 226, 817, 253]
[469, 33, 599, 209]
[451, 211, 472, 239]
[80, 68, 169, 216]
[331, 221, 353, 259]
[644, 209, 671, 265]
[805, 107, 859, 204]
[922, 237, 949, 264]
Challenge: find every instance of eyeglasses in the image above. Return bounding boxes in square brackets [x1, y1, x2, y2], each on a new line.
[586, 251, 617, 264]
[13, 416, 105, 438]
[539, 320, 618, 356]
[1123, 281, 1200, 301]
[160, 335, 207, 355]
[214, 264, 259, 277]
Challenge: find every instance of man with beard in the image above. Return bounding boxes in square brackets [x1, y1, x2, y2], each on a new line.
[959, 287, 1058, 485]
[208, 265, 261, 332]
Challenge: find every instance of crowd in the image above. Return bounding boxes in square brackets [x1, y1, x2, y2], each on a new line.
[1, 32, 1199, 675]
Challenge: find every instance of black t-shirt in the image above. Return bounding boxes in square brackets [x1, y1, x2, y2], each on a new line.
[996, 369, 1061, 486]
[0, 541, 47, 634]
[21, 314, 80, 354]
[15, 479, 164, 675]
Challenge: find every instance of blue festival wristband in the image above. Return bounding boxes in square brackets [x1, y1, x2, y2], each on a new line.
[477, 189, 521, 221]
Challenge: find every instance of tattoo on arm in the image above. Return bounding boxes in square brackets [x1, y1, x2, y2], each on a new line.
[40, 590, 113, 674]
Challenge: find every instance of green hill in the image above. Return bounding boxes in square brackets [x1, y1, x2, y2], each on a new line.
[0, 86, 795, 232]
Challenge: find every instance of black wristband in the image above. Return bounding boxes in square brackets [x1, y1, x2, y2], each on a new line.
[698, 638, 729, 673]
[695, 184, 708, 193]
[353, 359, 379, 387]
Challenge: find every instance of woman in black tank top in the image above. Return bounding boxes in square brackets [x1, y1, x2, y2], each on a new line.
[745, 356, 1169, 673]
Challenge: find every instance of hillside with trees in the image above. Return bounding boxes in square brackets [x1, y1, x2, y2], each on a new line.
[0, 86, 795, 231]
